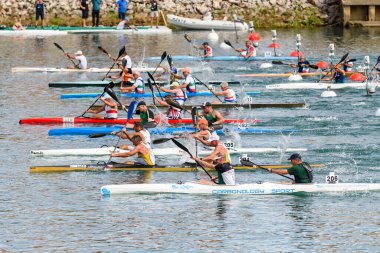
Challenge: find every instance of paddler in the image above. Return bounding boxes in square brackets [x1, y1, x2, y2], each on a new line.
[268, 153, 313, 184]
[135, 101, 155, 125]
[191, 154, 235, 185]
[290, 56, 311, 73]
[107, 63, 133, 87]
[86, 94, 118, 119]
[153, 94, 183, 119]
[235, 40, 256, 59]
[342, 56, 353, 72]
[194, 41, 213, 58]
[154, 65, 178, 84]
[172, 67, 196, 93]
[112, 122, 151, 148]
[199, 102, 224, 126]
[321, 63, 346, 83]
[208, 82, 236, 104]
[156, 81, 187, 106]
[110, 135, 155, 165]
[66, 50, 87, 69]
[120, 70, 144, 93]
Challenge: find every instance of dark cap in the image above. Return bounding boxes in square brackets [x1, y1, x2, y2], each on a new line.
[202, 42, 209, 45]
[137, 101, 146, 107]
[201, 102, 212, 108]
[287, 153, 302, 160]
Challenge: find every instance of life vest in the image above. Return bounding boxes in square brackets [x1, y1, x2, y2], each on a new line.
[204, 46, 213, 57]
[224, 88, 236, 103]
[105, 105, 118, 119]
[173, 89, 186, 105]
[246, 45, 255, 57]
[167, 107, 181, 119]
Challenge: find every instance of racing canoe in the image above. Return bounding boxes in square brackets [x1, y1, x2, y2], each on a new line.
[48, 126, 298, 136]
[266, 82, 369, 90]
[48, 80, 241, 88]
[19, 117, 254, 125]
[100, 182, 380, 195]
[144, 55, 297, 62]
[60, 91, 261, 99]
[11, 67, 168, 73]
[30, 163, 322, 173]
[30, 146, 307, 157]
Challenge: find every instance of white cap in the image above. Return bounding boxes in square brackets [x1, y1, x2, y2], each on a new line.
[75, 51, 83, 56]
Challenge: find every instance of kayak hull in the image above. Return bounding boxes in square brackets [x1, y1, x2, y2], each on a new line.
[266, 82, 370, 90]
[11, 67, 167, 73]
[145, 55, 297, 62]
[101, 182, 380, 195]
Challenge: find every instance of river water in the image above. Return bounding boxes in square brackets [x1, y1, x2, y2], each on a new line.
[1, 27, 380, 252]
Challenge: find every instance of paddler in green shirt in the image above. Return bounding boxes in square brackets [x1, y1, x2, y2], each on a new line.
[135, 101, 155, 125]
[199, 102, 224, 126]
[268, 153, 313, 183]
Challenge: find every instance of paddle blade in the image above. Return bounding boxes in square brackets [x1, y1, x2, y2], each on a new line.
[309, 64, 319, 69]
[272, 61, 284, 65]
[153, 137, 171, 145]
[347, 59, 356, 63]
[167, 54, 173, 68]
[147, 72, 155, 83]
[108, 81, 115, 89]
[161, 51, 168, 61]
[338, 52, 349, 64]
[377, 55, 380, 64]
[127, 101, 138, 121]
[143, 121, 157, 129]
[167, 99, 183, 110]
[241, 159, 255, 167]
[184, 34, 192, 43]
[105, 86, 121, 105]
[147, 79, 154, 93]
[122, 58, 127, 68]
[224, 40, 232, 47]
[117, 46, 126, 58]
[171, 138, 193, 157]
[191, 107, 198, 125]
[89, 133, 108, 138]
[98, 46, 108, 54]
[53, 42, 63, 51]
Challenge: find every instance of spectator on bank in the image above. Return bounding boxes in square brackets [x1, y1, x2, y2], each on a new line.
[91, 0, 103, 27]
[116, 0, 128, 22]
[149, 0, 159, 28]
[12, 21, 25, 31]
[80, 0, 89, 27]
[35, 0, 45, 28]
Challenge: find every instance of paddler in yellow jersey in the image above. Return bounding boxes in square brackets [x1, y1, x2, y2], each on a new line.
[111, 135, 155, 165]
[208, 82, 236, 104]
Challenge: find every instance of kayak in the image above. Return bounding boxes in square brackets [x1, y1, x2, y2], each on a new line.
[30, 162, 322, 173]
[48, 80, 241, 88]
[236, 71, 359, 78]
[100, 182, 380, 195]
[266, 82, 368, 90]
[11, 67, 168, 73]
[48, 126, 298, 136]
[60, 91, 261, 99]
[30, 146, 307, 157]
[19, 117, 254, 125]
[167, 14, 248, 31]
[0, 30, 67, 36]
[144, 55, 298, 62]
[90, 102, 306, 110]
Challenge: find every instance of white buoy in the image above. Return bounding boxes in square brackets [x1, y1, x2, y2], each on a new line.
[259, 63, 273, 69]
[220, 42, 230, 50]
[207, 29, 219, 42]
[288, 74, 303, 81]
[321, 90, 337, 97]
[376, 108, 380, 116]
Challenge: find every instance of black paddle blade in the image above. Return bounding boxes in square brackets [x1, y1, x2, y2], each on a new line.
[184, 34, 192, 43]
[153, 137, 171, 145]
[309, 64, 319, 69]
[338, 53, 349, 64]
[143, 121, 157, 129]
[147, 79, 154, 93]
[377, 55, 380, 64]
[167, 99, 183, 110]
[98, 46, 108, 54]
[108, 81, 115, 89]
[347, 59, 356, 63]
[161, 51, 167, 61]
[224, 40, 232, 47]
[241, 159, 255, 167]
[171, 138, 192, 157]
[105, 87, 121, 105]
[117, 46, 126, 58]
[89, 133, 108, 138]
[147, 72, 155, 83]
[191, 107, 198, 125]
[272, 61, 284, 65]
[167, 54, 173, 67]
[53, 42, 63, 51]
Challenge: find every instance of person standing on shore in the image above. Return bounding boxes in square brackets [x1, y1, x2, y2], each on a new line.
[35, 0, 45, 28]
[116, 0, 128, 22]
[91, 0, 103, 27]
[79, 0, 89, 27]
[149, 0, 159, 28]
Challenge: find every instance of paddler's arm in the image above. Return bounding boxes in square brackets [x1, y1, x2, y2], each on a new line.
[157, 86, 173, 93]
[172, 73, 183, 79]
[153, 95, 169, 106]
[120, 85, 135, 93]
[209, 89, 226, 96]
[194, 135, 212, 146]
[213, 110, 224, 125]
[268, 168, 289, 175]
[66, 53, 76, 60]
[244, 50, 254, 60]
[191, 156, 216, 170]
[111, 146, 139, 157]
[179, 82, 189, 89]
[87, 103, 105, 113]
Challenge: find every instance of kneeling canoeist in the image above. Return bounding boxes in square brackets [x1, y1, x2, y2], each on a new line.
[111, 135, 155, 165]
[66, 50, 87, 69]
[209, 82, 236, 104]
[235, 40, 256, 59]
[120, 70, 144, 93]
[112, 122, 151, 149]
[191, 154, 235, 186]
[172, 67, 196, 93]
[199, 102, 224, 126]
[268, 153, 313, 184]
[86, 94, 118, 119]
[194, 41, 213, 58]
[153, 94, 183, 119]
[135, 101, 155, 125]
[290, 56, 310, 73]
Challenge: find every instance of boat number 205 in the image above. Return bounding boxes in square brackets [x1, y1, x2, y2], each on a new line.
[326, 172, 339, 184]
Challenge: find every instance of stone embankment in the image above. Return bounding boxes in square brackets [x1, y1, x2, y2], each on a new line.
[0, 0, 342, 27]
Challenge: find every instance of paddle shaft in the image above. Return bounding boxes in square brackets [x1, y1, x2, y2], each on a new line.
[151, 51, 167, 76]
[54, 43, 77, 67]
[193, 76, 224, 103]
[245, 160, 294, 181]
[101, 46, 126, 81]
[319, 52, 349, 82]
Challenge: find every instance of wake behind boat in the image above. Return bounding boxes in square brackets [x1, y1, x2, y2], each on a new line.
[100, 181, 380, 195]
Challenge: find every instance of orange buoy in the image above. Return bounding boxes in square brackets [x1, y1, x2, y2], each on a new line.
[290, 51, 303, 57]
[268, 43, 280, 48]
[248, 32, 261, 42]
[316, 61, 329, 69]
[349, 73, 366, 82]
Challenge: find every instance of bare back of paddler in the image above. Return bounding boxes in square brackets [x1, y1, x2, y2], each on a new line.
[111, 135, 155, 165]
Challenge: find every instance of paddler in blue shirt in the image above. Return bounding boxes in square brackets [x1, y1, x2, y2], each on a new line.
[322, 64, 346, 83]
[268, 153, 313, 184]
[290, 56, 311, 73]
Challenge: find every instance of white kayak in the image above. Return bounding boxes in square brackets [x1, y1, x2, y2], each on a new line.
[0, 30, 68, 36]
[167, 14, 248, 31]
[11, 67, 167, 73]
[30, 147, 307, 157]
[101, 182, 380, 195]
[266, 82, 368, 90]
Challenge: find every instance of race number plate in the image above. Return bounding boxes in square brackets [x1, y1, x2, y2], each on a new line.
[223, 141, 234, 149]
[326, 172, 339, 184]
[239, 154, 250, 162]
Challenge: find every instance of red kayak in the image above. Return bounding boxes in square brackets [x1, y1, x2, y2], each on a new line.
[19, 117, 259, 125]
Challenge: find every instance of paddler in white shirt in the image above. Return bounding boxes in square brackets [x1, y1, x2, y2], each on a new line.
[112, 122, 152, 149]
[172, 67, 196, 93]
[156, 81, 187, 106]
[235, 40, 256, 59]
[110, 135, 155, 165]
[120, 70, 145, 94]
[86, 94, 118, 119]
[208, 82, 236, 104]
[66, 50, 88, 69]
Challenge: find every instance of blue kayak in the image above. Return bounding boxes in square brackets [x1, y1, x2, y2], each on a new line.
[60, 91, 261, 99]
[48, 126, 298, 136]
[144, 55, 298, 62]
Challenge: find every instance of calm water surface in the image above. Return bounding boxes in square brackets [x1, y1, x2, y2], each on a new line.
[0, 27, 380, 252]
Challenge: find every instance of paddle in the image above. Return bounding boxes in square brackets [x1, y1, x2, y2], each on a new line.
[167, 54, 173, 70]
[147, 72, 163, 99]
[241, 159, 294, 182]
[191, 107, 199, 160]
[272, 60, 318, 70]
[79, 82, 115, 117]
[171, 138, 214, 181]
[318, 52, 349, 82]
[370, 56, 380, 71]
[53, 42, 77, 68]
[232, 13, 239, 43]
[88, 121, 157, 138]
[224, 40, 247, 59]
[151, 51, 167, 76]
[147, 79, 156, 105]
[102, 46, 126, 81]
[184, 34, 193, 45]
[193, 75, 224, 103]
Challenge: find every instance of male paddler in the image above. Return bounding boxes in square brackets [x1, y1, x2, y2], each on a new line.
[110, 135, 155, 165]
[321, 64, 346, 83]
[290, 56, 311, 73]
[342, 56, 353, 72]
[112, 122, 151, 149]
[235, 40, 256, 59]
[172, 67, 196, 93]
[268, 153, 313, 184]
[194, 41, 213, 58]
[153, 94, 183, 120]
[120, 70, 145, 93]
[66, 50, 87, 69]
[135, 101, 155, 125]
[156, 81, 186, 106]
[86, 94, 118, 119]
[208, 82, 236, 104]
[191, 154, 235, 185]
[199, 102, 224, 126]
